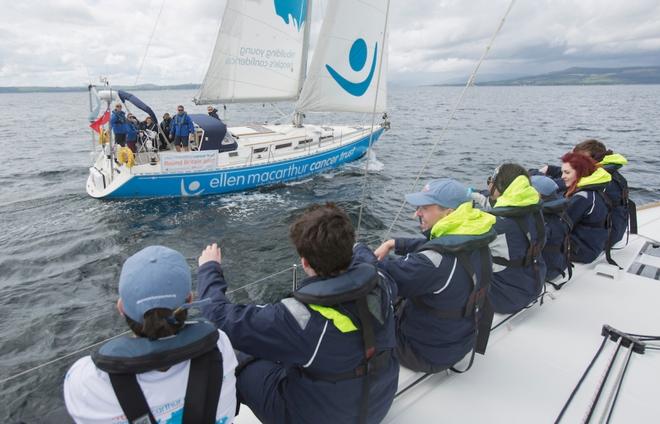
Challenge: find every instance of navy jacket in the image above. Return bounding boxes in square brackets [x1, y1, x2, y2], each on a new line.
[197, 244, 398, 424]
[170, 112, 194, 138]
[566, 187, 609, 263]
[602, 164, 628, 244]
[541, 200, 571, 281]
[126, 120, 138, 142]
[378, 237, 490, 368]
[489, 208, 547, 314]
[110, 110, 127, 135]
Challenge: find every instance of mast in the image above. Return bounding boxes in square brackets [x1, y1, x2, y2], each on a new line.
[293, 0, 313, 127]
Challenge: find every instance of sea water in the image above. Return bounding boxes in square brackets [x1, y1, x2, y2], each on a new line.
[1, 85, 659, 421]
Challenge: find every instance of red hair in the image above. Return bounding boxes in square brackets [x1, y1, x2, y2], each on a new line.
[561, 152, 598, 196]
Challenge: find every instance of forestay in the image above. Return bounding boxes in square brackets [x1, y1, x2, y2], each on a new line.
[296, 0, 388, 113]
[197, 0, 309, 104]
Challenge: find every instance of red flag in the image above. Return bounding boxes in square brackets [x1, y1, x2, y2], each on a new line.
[90, 111, 110, 133]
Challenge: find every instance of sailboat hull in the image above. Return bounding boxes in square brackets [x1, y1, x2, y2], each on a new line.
[87, 126, 384, 199]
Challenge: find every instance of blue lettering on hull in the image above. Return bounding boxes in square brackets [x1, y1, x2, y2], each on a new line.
[106, 129, 383, 198]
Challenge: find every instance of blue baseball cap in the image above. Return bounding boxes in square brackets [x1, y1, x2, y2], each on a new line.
[531, 175, 559, 199]
[119, 246, 198, 323]
[405, 178, 472, 209]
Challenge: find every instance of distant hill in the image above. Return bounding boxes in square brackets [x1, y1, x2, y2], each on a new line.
[478, 66, 660, 86]
[0, 83, 200, 94]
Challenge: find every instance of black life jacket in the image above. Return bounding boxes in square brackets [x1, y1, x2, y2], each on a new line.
[541, 198, 574, 289]
[608, 168, 638, 237]
[92, 319, 222, 424]
[490, 203, 546, 292]
[413, 229, 497, 371]
[293, 263, 390, 424]
[585, 185, 621, 268]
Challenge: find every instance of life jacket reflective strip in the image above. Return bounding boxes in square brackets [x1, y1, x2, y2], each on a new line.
[308, 304, 358, 333]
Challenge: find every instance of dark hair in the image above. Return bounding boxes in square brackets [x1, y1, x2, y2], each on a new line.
[561, 152, 598, 196]
[289, 203, 355, 278]
[492, 163, 530, 193]
[126, 308, 188, 340]
[573, 139, 613, 162]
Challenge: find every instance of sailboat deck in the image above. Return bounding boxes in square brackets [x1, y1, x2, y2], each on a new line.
[233, 204, 660, 423]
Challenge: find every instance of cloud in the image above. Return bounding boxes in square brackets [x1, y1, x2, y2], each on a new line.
[1, 0, 660, 86]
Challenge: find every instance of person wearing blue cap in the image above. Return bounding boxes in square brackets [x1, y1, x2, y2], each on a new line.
[374, 178, 497, 372]
[483, 164, 547, 314]
[197, 203, 399, 424]
[64, 245, 237, 424]
[531, 176, 573, 284]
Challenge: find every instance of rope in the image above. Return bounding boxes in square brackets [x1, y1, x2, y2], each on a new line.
[0, 265, 296, 385]
[134, 0, 167, 86]
[383, 0, 517, 240]
[554, 335, 609, 423]
[355, 0, 392, 237]
[0, 330, 131, 386]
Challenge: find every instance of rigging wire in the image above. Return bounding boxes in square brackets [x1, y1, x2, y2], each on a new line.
[382, 0, 517, 240]
[603, 344, 634, 424]
[355, 0, 392, 237]
[0, 265, 296, 385]
[134, 0, 167, 86]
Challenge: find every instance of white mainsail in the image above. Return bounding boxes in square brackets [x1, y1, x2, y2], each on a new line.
[296, 0, 388, 113]
[197, 0, 309, 104]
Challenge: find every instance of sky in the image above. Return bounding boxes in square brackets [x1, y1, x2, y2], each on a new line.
[1, 0, 660, 87]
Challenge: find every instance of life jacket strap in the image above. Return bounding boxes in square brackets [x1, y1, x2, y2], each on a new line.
[595, 190, 622, 269]
[299, 349, 391, 382]
[108, 347, 223, 424]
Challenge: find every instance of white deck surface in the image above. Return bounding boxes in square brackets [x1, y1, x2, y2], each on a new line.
[236, 204, 660, 423]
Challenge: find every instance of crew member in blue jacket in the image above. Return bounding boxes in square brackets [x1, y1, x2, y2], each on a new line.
[110, 103, 128, 147]
[197, 203, 399, 424]
[573, 139, 631, 245]
[540, 139, 632, 246]
[374, 179, 496, 372]
[560, 152, 612, 263]
[483, 164, 547, 314]
[531, 176, 572, 283]
[126, 113, 139, 153]
[170, 105, 194, 152]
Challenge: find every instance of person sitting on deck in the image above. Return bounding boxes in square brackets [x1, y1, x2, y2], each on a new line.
[110, 103, 128, 147]
[374, 179, 497, 373]
[541, 139, 633, 247]
[531, 175, 572, 283]
[483, 164, 547, 314]
[63, 245, 238, 424]
[197, 203, 399, 424]
[207, 105, 220, 120]
[170, 105, 194, 152]
[559, 152, 613, 264]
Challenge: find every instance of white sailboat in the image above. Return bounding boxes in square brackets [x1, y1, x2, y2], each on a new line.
[86, 0, 390, 199]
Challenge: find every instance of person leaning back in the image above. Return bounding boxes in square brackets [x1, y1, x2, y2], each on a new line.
[197, 203, 399, 424]
[375, 179, 496, 373]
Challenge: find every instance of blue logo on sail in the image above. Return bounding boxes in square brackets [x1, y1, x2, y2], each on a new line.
[274, 0, 307, 31]
[325, 38, 378, 97]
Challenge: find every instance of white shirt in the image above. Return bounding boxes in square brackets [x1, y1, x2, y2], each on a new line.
[64, 330, 237, 424]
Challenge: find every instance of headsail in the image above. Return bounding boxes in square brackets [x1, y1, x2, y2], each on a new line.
[196, 0, 309, 105]
[296, 0, 388, 113]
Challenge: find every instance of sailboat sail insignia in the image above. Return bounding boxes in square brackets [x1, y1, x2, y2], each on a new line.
[325, 39, 378, 97]
[274, 0, 308, 31]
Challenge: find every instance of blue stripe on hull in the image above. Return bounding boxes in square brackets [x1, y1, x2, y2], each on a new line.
[107, 128, 383, 198]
